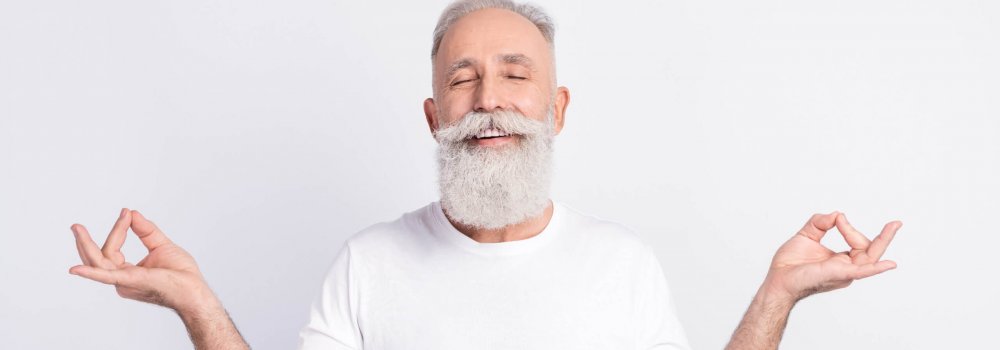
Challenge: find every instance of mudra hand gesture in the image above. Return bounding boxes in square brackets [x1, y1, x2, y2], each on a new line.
[764, 211, 901, 302]
[725, 211, 902, 350]
[69, 208, 211, 312]
[69, 208, 248, 350]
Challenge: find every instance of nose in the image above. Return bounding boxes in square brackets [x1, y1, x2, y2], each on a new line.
[472, 75, 508, 112]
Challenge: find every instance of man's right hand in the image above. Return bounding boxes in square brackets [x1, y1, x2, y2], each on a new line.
[70, 208, 250, 350]
[69, 208, 211, 313]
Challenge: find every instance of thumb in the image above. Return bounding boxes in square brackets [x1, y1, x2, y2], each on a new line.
[129, 210, 173, 251]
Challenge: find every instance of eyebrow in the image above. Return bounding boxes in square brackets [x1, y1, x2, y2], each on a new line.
[498, 53, 534, 69]
[445, 59, 475, 79]
[444, 53, 537, 80]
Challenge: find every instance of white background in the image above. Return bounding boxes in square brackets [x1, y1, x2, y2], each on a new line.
[2, 0, 998, 349]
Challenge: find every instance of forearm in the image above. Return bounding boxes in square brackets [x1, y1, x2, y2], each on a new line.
[724, 282, 797, 350]
[176, 289, 251, 350]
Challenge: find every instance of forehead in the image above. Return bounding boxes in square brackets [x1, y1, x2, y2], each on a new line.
[434, 8, 551, 71]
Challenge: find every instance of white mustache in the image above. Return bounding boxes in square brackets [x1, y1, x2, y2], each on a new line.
[434, 109, 550, 144]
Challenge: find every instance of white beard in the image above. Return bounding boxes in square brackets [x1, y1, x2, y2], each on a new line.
[434, 108, 555, 230]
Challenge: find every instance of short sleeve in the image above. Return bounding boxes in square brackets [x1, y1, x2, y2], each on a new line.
[298, 243, 363, 350]
[637, 246, 692, 350]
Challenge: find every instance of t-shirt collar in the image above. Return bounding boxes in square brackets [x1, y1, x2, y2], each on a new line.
[428, 200, 565, 257]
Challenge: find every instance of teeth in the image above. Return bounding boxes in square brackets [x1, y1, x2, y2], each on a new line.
[475, 128, 509, 139]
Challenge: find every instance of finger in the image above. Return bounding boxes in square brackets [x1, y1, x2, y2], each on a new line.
[846, 260, 897, 280]
[835, 213, 872, 251]
[867, 220, 901, 261]
[69, 265, 134, 286]
[130, 210, 173, 251]
[797, 211, 840, 241]
[71, 224, 113, 269]
[101, 208, 132, 259]
[73, 227, 92, 266]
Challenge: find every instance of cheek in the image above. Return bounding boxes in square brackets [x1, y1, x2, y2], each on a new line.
[508, 89, 550, 120]
[437, 96, 473, 125]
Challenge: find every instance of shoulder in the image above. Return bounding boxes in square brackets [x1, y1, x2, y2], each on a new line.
[554, 202, 656, 258]
[340, 202, 439, 259]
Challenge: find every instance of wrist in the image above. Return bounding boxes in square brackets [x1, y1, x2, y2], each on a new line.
[174, 281, 223, 319]
[757, 276, 799, 308]
[724, 277, 798, 350]
[171, 283, 249, 350]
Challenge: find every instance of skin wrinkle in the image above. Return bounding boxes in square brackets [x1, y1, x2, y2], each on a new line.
[445, 54, 537, 88]
[445, 59, 475, 82]
[428, 8, 564, 122]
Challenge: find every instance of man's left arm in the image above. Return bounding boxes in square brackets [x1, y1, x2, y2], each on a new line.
[725, 212, 902, 350]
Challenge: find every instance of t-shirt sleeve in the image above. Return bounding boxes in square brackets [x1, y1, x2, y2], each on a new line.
[297, 243, 363, 350]
[637, 246, 692, 350]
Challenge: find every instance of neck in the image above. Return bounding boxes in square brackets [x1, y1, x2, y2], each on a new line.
[443, 200, 554, 243]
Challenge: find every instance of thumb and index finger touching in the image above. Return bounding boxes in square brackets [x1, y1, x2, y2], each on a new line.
[69, 208, 173, 286]
[797, 211, 841, 241]
[799, 211, 901, 254]
[82, 208, 172, 255]
[798, 211, 903, 279]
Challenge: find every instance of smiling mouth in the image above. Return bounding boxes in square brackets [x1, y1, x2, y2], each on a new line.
[464, 128, 518, 148]
[470, 127, 512, 140]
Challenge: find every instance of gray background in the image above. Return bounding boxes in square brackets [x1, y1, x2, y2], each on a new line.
[2, 0, 997, 349]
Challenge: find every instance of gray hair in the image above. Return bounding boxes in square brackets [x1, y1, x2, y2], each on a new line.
[431, 0, 556, 59]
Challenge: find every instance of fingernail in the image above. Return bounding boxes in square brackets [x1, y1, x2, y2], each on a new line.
[120, 208, 127, 219]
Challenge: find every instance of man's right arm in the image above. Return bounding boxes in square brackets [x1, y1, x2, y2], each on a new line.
[177, 291, 249, 350]
[69, 208, 250, 350]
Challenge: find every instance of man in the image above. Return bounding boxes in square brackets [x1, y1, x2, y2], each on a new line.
[68, 1, 902, 349]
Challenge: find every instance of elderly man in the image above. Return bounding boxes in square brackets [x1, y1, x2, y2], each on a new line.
[68, 1, 901, 349]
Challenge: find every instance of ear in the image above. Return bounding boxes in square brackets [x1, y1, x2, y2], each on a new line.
[423, 98, 439, 138]
[553, 86, 570, 135]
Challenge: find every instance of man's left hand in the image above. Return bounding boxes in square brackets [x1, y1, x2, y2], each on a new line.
[762, 212, 901, 302]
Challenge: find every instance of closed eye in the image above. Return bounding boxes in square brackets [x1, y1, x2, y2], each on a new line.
[451, 78, 477, 86]
[507, 75, 527, 80]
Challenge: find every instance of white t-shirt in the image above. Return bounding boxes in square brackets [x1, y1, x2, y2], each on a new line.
[297, 201, 691, 350]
